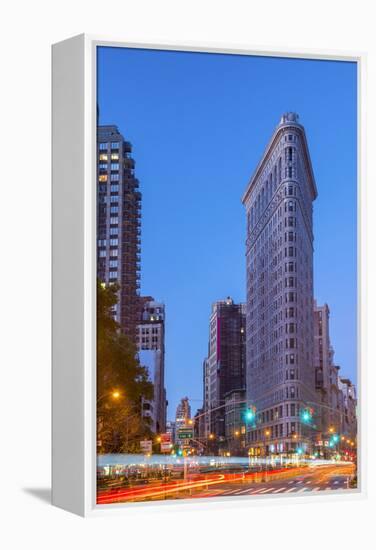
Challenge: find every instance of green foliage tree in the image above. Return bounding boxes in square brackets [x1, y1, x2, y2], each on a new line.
[97, 281, 154, 453]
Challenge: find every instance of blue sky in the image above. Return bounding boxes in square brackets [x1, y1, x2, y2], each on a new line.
[97, 47, 357, 419]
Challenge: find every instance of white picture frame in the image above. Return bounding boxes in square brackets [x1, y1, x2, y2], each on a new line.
[52, 34, 366, 517]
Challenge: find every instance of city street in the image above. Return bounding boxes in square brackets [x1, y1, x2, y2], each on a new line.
[97, 462, 356, 504]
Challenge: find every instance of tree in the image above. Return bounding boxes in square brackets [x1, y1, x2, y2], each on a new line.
[97, 281, 154, 453]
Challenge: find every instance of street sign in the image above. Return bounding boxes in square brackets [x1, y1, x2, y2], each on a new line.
[140, 440, 152, 453]
[178, 429, 193, 440]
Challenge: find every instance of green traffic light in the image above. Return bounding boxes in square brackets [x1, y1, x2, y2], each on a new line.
[245, 408, 255, 422]
[301, 408, 312, 424]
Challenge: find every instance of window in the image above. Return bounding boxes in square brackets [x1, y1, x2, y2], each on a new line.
[99, 174, 107, 182]
[109, 260, 118, 268]
[110, 173, 120, 181]
[109, 239, 118, 246]
[111, 163, 119, 170]
[110, 206, 119, 214]
[99, 143, 108, 150]
[111, 142, 120, 149]
[111, 153, 119, 160]
[110, 217, 119, 225]
[110, 184, 119, 192]
[109, 271, 118, 279]
[99, 250, 106, 258]
[109, 227, 118, 236]
[99, 154, 108, 161]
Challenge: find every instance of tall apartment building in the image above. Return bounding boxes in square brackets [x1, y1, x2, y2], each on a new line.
[137, 298, 166, 433]
[242, 113, 318, 455]
[203, 297, 246, 443]
[97, 125, 141, 341]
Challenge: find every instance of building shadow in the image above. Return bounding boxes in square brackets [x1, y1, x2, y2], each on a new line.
[23, 488, 51, 504]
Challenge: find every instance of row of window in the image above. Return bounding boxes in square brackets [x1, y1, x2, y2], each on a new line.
[98, 174, 120, 182]
[99, 142, 120, 150]
[99, 153, 119, 161]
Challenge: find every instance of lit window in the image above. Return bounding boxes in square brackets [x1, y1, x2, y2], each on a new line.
[111, 153, 119, 160]
[99, 174, 107, 182]
[99, 154, 108, 161]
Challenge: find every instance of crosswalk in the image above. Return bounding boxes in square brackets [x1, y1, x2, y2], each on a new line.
[219, 478, 349, 497]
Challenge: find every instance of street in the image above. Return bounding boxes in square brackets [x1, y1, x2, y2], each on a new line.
[97, 462, 356, 504]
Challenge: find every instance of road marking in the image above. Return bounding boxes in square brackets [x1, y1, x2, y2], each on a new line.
[305, 481, 311, 485]
[285, 487, 298, 493]
[333, 481, 339, 484]
[288, 481, 294, 484]
[296, 488, 310, 493]
[297, 480, 304, 484]
[272, 487, 287, 493]
[231, 488, 257, 496]
[222, 489, 245, 496]
[258, 488, 274, 494]
[313, 487, 321, 492]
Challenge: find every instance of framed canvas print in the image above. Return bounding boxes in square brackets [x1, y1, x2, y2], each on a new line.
[52, 35, 365, 516]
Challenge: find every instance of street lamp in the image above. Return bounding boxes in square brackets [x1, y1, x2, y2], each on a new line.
[97, 389, 122, 404]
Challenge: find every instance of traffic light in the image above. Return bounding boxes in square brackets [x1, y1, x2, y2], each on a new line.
[300, 407, 313, 425]
[329, 434, 339, 447]
[245, 407, 256, 423]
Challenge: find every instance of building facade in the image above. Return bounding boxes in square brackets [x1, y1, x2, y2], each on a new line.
[224, 389, 247, 454]
[313, 301, 357, 450]
[97, 125, 141, 341]
[136, 298, 166, 433]
[203, 297, 246, 446]
[242, 113, 318, 455]
[175, 397, 191, 429]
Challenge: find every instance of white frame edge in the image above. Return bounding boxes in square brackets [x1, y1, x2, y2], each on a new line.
[52, 34, 366, 517]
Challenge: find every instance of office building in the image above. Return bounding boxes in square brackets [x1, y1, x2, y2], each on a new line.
[242, 112, 318, 455]
[137, 298, 166, 433]
[203, 297, 246, 444]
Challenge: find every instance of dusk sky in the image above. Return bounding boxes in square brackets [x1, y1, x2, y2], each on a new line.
[97, 46, 357, 420]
